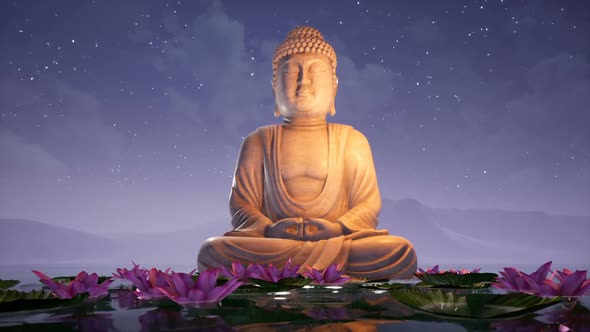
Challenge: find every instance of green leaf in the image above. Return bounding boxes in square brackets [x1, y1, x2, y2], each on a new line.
[389, 288, 561, 319]
[359, 282, 415, 290]
[0, 290, 89, 312]
[0, 289, 53, 302]
[248, 277, 311, 291]
[51, 275, 112, 284]
[0, 279, 20, 289]
[415, 272, 498, 288]
[231, 284, 267, 294]
[278, 277, 312, 287]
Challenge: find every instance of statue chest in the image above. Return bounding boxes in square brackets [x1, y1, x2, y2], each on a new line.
[279, 131, 328, 197]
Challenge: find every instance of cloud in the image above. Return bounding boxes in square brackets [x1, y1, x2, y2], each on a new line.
[0, 131, 69, 181]
[335, 57, 402, 127]
[403, 18, 446, 47]
[0, 80, 126, 175]
[149, 1, 412, 143]
[150, 0, 275, 141]
[484, 53, 590, 164]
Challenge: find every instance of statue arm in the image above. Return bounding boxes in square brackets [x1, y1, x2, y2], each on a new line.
[227, 131, 273, 237]
[336, 129, 382, 234]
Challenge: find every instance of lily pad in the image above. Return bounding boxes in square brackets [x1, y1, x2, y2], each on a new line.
[359, 282, 415, 290]
[389, 288, 561, 319]
[249, 277, 311, 291]
[414, 272, 498, 288]
[0, 289, 88, 312]
[231, 284, 268, 294]
[51, 275, 112, 284]
[0, 279, 20, 289]
[0, 289, 53, 303]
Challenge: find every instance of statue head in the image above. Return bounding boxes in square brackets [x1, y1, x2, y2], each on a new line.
[272, 26, 338, 121]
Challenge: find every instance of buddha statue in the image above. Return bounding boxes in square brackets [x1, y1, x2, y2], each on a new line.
[197, 26, 417, 280]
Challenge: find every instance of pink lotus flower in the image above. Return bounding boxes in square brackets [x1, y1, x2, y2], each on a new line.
[113, 263, 171, 299]
[157, 269, 242, 305]
[32, 270, 113, 300]
[220, 262, 257, 281]
[418, 265, 481, 274]
[418, 265, 440, 274]
[448, 268, 482, 274]
[302, 264, 350, 285]
[492, 261, 590, 297]
[542, 268, 590, 297]
[249, 258, 301, 283]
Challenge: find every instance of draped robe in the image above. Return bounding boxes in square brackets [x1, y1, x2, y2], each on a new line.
[197, 123, 417, 280]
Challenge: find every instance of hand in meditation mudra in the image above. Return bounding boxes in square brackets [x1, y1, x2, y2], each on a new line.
[198, 26, 417, 280]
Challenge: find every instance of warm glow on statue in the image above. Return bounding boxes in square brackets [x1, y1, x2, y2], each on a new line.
[197, 26, 417, 280]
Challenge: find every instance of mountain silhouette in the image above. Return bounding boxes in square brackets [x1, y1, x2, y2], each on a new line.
[0, 218, 122, 264]
[2, 199, 589, 267]
[379, 198, 590, 265]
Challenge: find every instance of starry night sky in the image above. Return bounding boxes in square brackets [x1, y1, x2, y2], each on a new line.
[1, 0, 589, 234]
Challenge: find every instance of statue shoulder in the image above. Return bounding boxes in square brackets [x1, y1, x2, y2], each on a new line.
[239, 129, 265, 156]
[239, 124, 280, 156]
[343, 126, 371, 149]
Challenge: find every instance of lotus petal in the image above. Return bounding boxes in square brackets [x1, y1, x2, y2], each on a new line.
[70, 279, 88, 296]
[559, 270, 587, 296]
[83, 273, 99, 289]
[206, 279, 243, 302]
[148, 269, 164, 288]
[170, 273, 189, 296]
[156, 286, 178, 298]
[88, 280, 113, 300]
[529, 261, 552, 283]
[279, 259, 300, 279]
[196, 270, 218, 294]
[32, 270, 73, 299]
[579, 279, 590, 296]
[188, 288, 206, 302]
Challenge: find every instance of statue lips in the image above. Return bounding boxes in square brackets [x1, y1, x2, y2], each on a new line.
[296, 89, 313, 97]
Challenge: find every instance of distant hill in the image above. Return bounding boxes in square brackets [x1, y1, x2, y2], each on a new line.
[0, 218, 122, 264]
[0, 218, 216, 265]
[100, 227, 219, 265]
[379, 198, 590, 265]
[2, 200, 589, 267]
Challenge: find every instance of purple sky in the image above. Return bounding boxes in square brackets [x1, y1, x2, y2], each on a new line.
[1, 0, 589, 234]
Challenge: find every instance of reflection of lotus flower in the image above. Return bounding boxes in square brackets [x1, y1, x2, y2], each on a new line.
[250, 258, 301, 283]
[113, 263, 171, 299]
[138, 309, 182, 332]
[492, 261, 590, 297]
[157, 269, 242, 305]
[220, 262, 257, 281]
[305, 307, 349, 320]
[32, 270, 113, 300]
[418, 265, 481, 274]
[50, 313, 117, 332]
[114, 289, 137, 309]
[302, 264, 350, 285]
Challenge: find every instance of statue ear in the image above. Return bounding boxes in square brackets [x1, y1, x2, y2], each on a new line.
[272, 81, 281, 117]
[329, 76, 338, 117]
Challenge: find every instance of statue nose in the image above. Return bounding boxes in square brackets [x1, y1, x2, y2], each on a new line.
[298, 71, 311, 85]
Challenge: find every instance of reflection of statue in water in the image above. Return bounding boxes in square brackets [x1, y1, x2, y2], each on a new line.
[198, 26, 417, 280]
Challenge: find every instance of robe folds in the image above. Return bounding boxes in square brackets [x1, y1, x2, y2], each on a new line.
[197, 123, 417, 280]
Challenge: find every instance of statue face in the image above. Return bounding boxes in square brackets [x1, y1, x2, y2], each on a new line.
[274, 52, 336, 120]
